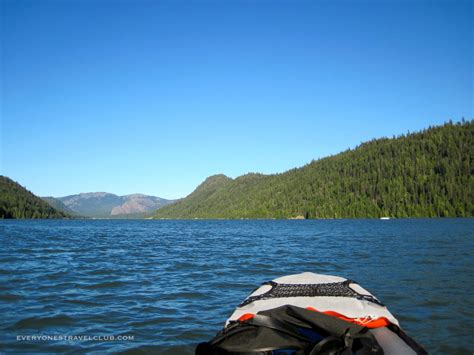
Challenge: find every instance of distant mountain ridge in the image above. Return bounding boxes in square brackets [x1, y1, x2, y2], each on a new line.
[42, 197, 79, 216]
[53, 192, 174, 218]
[154, 120, 473, 219]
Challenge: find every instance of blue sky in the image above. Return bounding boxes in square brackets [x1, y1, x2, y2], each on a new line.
[1, 0, 472, 199]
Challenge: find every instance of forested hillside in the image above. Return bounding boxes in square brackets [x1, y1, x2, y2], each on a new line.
[0, 176, 70, 219]
[155, 120, 473, 219]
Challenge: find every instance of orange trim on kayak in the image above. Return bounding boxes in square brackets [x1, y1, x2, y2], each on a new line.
[306, 307, 391, 328]
[238, 313, 255, 322]
[237, 308, 390, 328]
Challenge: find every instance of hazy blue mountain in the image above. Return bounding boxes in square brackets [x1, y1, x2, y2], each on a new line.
[56, 192, 174, 218]
[42, 197, 80, 216]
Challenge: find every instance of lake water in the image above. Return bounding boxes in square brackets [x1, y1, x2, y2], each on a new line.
[0, 219, 472, 354]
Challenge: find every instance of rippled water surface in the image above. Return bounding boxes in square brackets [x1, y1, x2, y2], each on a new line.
[0, 219, 473, 354]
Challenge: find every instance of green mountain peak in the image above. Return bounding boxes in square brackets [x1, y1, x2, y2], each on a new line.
[0, 176, 70, 219]
[154, 120, 473, 219]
